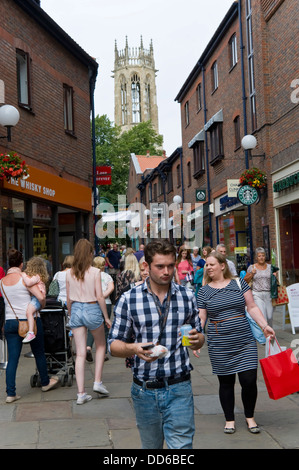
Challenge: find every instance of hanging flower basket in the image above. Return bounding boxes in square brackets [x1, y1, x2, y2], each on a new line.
[0, 152, 29, 181]
[239, 167, 267, 189]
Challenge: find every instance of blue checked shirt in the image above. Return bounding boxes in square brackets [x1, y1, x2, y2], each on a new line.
[108, 280, 203, 381]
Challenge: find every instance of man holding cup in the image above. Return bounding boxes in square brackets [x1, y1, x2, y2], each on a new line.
[109, 240, 204, 449]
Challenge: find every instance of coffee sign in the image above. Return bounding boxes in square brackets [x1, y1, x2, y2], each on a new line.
[237, 185, 260, 206]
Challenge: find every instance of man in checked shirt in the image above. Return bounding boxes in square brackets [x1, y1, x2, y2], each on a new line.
[109, 240, 205, 449]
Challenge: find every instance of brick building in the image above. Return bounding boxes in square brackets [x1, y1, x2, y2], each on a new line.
[174, 0, 298, 281]
[0, 0, 98, 273]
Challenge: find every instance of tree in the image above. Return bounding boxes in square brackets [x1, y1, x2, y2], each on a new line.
[95, 115, 163, 205]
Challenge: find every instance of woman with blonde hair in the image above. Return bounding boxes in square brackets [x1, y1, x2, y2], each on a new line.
[197, 250, 275, 434]
[52, 255, 74, 306]
[66, 239, 111, 404]
[115, 251, 140, 301]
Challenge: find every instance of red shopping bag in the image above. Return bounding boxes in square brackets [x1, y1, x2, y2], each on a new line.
[259, 338, 299, 400]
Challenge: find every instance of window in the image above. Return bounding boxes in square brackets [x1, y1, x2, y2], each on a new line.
[145, 80, 151, 119]
[153, 183, 157, 201]
[16, 49, 31, 109]
[229, 34, 238, 69]
[193, 141, 205, 176]
[63, 84, 74, 134]
[196, 83, 202, 111]
[187, 162, 191, 186]
[176, 164, 181, 187]
[131, 74, 141, 123]
[184, 101, 189, 126]
[121, 79, 127, 125]
[167, 170, 173, 193]
[211, 61, 218, 92]
[209, 123, 224, 164]
[234, 115, 241, 149]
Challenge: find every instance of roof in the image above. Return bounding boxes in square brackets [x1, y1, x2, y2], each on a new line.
[13, 0, 98, 76]
[131, 153, 166, 174]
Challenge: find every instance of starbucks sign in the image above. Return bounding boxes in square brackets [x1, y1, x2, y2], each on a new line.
[237, 185, 260, 206]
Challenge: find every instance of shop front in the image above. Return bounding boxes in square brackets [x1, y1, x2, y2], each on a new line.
[273, 160, 299, 286]
[215, 193, 250, 273]
[0, 164, 92, 276]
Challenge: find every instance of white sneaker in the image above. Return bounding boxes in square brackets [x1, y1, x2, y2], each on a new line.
[93, 382, 109, 395]
[76, 393, 92, 405]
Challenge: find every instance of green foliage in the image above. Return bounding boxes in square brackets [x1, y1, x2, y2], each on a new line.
[95, 115, 163, 204]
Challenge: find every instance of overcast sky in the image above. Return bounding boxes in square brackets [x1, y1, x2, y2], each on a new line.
[42, 0, 234, 155]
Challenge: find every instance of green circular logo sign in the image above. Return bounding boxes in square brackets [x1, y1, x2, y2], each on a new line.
[237, 185, 260, 205]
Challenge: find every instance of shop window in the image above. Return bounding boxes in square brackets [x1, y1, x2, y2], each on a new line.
[2, 196, 25, 265]
[279, 204, 299, 285]
[16, 49, 32, 109]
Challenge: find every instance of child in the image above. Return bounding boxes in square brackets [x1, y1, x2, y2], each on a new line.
[22, 257, 49, 343]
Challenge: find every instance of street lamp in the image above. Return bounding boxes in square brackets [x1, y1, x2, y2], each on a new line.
[0, 105, 20, 142]
[241, 134, 265, 160]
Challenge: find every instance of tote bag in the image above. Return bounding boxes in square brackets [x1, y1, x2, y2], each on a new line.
[259, 338, 299, 400]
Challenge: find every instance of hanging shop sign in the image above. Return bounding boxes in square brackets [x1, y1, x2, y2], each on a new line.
[237, 184, 260, 206]
[96, 166, 112, 185]
[195, 189, 206, 202]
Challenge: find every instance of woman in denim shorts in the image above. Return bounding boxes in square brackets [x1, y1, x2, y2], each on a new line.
[66, 239, 111, 404]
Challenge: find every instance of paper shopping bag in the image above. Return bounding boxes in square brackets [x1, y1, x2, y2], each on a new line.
[272, 285, 289, 306]
[260, 339, 299, 400]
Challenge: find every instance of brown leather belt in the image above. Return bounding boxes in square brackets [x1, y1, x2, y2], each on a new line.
[210, 315, 245, 334]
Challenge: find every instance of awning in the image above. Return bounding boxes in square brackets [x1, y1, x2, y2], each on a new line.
[204, 109, 223, 131]
[188, 129, 205, 148]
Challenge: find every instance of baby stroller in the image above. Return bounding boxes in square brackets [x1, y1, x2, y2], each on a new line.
[30, 297, 75, 388]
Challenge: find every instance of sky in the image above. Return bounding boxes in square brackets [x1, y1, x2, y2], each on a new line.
[42, 0, 234, 155]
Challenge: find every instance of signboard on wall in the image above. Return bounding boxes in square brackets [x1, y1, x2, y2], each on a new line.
[96, 166, 112, 185]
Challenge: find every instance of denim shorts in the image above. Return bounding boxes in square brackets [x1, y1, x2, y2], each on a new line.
[30, 295, 41, 311]
[69, 302, 104, 330]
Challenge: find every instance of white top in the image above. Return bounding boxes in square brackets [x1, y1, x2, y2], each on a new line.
[53, 270, 67, 303]
[1, 277, 32, 320]
[101, 271, 113, 304]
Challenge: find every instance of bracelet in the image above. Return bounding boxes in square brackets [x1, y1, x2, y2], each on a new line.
[262, 324, 268, 331]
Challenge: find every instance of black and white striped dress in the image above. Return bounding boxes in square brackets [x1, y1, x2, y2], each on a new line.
[197, 278, 258, 375]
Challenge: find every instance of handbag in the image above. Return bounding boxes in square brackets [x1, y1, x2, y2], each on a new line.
[185, 272, 194, 284]
[0, 280, 37, 338]
[236, 278, 265, 344]
[260, 337, 299, 400]
[48, 279, 60, 297]
[272, 285, 289, 306]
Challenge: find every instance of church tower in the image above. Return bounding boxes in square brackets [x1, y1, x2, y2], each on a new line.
[113, 36, 159, 134]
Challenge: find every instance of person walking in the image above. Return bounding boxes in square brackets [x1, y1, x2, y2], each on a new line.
[52, 255, 74, 306]
[109, 240, 204, 449]
[191, 246, 201, 272]
[196, 250, 275, 434]
[175, 246, 194, 287]
[115, 249, 140, 301]
[216, 244, 237, 277]
[66, 239, 111, 404]
[244, 247, 278, 327]
[0, 249, 59, 403]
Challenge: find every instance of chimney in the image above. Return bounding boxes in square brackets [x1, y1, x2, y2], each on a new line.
[162, 150, 166, 158]
[146, 150, 150, 157]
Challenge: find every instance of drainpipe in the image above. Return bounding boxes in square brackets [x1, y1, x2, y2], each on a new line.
[200, 62, 213, 247]
[238, 0, 253, 263]
[89, 65, 99, 255]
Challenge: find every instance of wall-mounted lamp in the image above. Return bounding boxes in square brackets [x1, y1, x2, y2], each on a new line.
[0, 105, 20, 142]
[241, 134, 265, 159]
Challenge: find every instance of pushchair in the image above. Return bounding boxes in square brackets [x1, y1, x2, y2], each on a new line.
[30, 297, 75, 388]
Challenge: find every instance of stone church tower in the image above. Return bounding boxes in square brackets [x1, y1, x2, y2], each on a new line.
[113, 36, 159, 134]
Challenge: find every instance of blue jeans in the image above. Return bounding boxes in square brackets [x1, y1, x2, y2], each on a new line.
[69, 302, 104, 330]
[131, 379, 195, 449]
[4, 317, 50, 396]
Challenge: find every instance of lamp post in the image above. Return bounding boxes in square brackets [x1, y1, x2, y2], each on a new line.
[240, 134, 264, 264]
[0, 105, 20, 142]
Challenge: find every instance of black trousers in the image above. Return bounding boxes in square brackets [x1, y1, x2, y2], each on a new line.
[217, 369, 258, 421]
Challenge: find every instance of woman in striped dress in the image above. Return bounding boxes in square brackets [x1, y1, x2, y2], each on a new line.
[197, 251, 275, 434]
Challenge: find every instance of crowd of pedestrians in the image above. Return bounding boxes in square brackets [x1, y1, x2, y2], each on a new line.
[0, 239, 278, 449]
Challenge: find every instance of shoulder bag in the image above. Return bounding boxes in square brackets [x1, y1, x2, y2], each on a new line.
[236, 278, 266, 344]
[0, 280, 37, 338]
